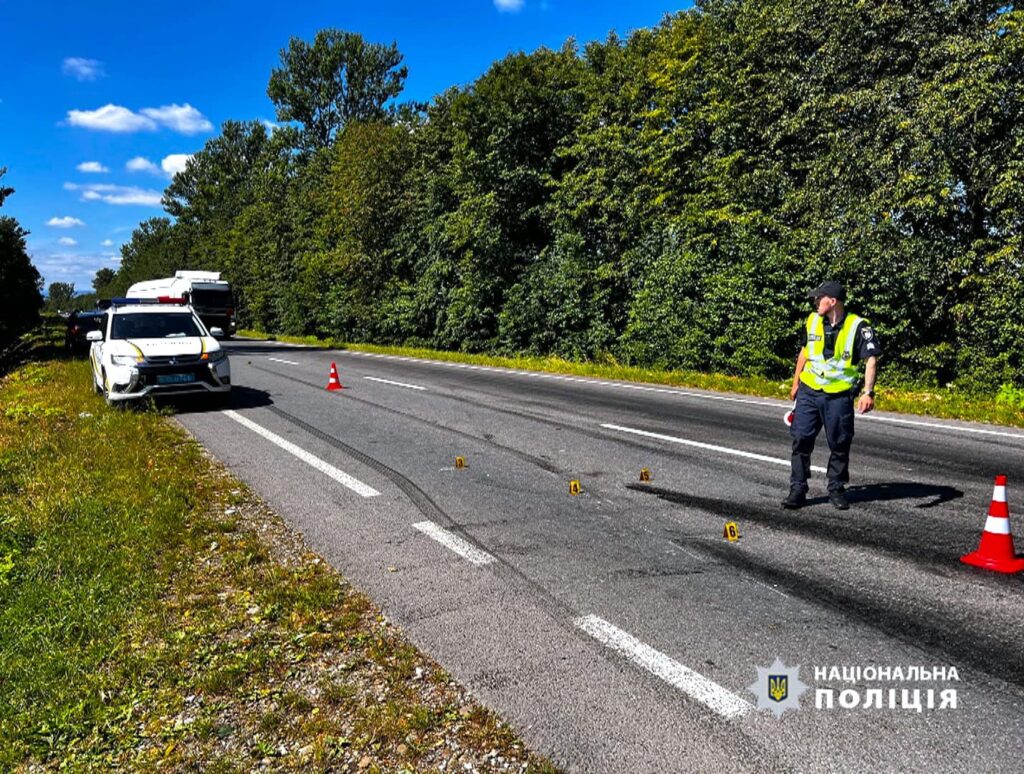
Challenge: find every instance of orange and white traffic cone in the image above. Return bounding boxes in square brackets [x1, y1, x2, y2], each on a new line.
[326, 362, 344, 391]
[960, 475, 1024, 574]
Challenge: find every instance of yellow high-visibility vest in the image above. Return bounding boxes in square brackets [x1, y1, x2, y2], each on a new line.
[799, 312, 864, 393]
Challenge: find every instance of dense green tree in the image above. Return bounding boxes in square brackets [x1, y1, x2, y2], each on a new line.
[99, 11, 1024, 393]
[267, 29, 408, 150]
[92, 268, 116, 294]
[46, 282, 76, 312]
[0, 209, 43, 347]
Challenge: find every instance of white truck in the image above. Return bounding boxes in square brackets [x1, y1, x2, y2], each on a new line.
[126, 271, 236, 336]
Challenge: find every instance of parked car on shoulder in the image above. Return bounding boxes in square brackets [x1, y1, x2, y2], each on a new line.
[88, 297, 231, 405]
[65, 309, 107, 352]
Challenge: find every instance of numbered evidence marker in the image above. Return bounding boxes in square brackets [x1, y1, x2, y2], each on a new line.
[569, 480, 582, 496]
[723, 521, 740, 542]
[455, 456, 466, 469]
[639, 468, 651, 482]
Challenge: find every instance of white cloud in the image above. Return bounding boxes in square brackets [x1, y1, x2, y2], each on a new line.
[47, 216, 85, 228]
[101, 239, 114, 247]
[494, 0, 525, 11]
[76, 161, 109, 173]
[67, 104, 156, 132]
[66, 103, 212, 134]
[62, 57, 105, 81]
[126, 156, 160, 174]
[58, 237, 78, 246]
[261, 119, 280, 132]
[140, 104, 213, 134]
[161, 153, 192, 177]
[64, 182, 163, 207]
[29, 249, 113, 288]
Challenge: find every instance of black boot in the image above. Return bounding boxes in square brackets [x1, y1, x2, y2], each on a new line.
[828, 488, 850, 510]
[781, 488, 807, 509]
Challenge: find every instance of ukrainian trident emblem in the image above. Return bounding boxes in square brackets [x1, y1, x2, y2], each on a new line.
[748, 658, 808, 718]
[768, 674, 788, 702]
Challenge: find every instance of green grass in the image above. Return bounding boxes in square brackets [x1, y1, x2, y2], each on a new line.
[239, 328, 1024, 429]
[0, 322, 556, 771]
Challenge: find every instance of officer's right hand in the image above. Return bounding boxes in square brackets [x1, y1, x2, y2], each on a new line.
[789, 383, 799, 401]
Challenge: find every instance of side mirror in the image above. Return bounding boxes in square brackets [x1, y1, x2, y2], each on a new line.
[209, 327, 224, 338]
[86, 330, 103, 342]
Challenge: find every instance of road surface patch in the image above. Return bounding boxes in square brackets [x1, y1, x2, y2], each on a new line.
[223, 410, 380, 497]
[574, 614, 752, 719]
[340, 350, 1024, 441]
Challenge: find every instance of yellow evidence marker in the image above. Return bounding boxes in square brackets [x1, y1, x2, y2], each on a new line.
[455, 456, 466, 469]
[639, 468, 651, 482]
[723, 522, 740, 542]
[569, 480, 582, 496]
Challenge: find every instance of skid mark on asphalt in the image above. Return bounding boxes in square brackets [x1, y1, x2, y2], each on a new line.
[249, 362, 566, 477]
[688, 539, 1024, 692]
[223, 410, 380, 497]
[575, 614, 752, 719]
[629, 483, 968, 567]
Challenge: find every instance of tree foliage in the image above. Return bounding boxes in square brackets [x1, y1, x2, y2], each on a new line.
[0, 218, 43, 346]
[0, 171, 43, 348]
[46, 283, 76, 312]
[107, 9, 1024, 392]
[267, 29, 408, 150]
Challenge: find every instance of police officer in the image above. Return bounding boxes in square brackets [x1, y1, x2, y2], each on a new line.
[783, 281, 881, 510]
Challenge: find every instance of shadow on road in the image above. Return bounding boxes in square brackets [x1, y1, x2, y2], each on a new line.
[170, 385, 274, 414]
[805, 482, 963, 508]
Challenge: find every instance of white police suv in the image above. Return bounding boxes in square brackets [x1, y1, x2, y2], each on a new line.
[88, 297, 231, 405]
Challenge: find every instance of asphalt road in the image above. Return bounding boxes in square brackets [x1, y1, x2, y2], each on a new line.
[175, 339, 1024, 773]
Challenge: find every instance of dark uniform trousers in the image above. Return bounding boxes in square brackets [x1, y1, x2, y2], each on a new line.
[790, 382, 855, 494]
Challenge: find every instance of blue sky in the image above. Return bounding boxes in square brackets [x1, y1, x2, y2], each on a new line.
[1, 0, 688, 291]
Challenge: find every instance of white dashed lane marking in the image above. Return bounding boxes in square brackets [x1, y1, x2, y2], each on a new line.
[601, 423, 827, 473]
[364, 376, 427, 391]
[412, 521, 494, 566]
[575, 614, 752, 719]
[267, 357, 300, 366]
[223, 410, 380, 497]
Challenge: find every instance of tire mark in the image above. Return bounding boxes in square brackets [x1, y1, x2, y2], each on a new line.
[673, 536, 1024, 694]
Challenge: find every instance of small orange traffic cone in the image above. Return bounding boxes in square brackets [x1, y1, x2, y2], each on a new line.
[326, 362, 344, 391]
[961, 475, 1024, 574]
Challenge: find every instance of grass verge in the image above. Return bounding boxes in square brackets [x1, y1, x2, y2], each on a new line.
[239, 329, 1024, 429]
[0, 323, 555, 772]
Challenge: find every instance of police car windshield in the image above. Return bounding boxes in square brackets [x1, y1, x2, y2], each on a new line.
[110, 312, 203, 340]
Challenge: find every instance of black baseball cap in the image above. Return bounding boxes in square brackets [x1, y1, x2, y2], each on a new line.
[807, 280, 846, 301]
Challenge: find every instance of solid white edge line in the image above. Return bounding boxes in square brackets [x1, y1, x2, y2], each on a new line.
[223, 410, 380, 497]
[602, 422, 828, 474]
[364, 376, 427, 391]
[412, 521, 494, 565]
[267, 357, 300, 366]
[574, 614, 751, 719]
[336, 351, 1024, 440]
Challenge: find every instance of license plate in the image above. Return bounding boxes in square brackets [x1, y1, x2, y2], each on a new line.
[157, 373, 195, 385]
